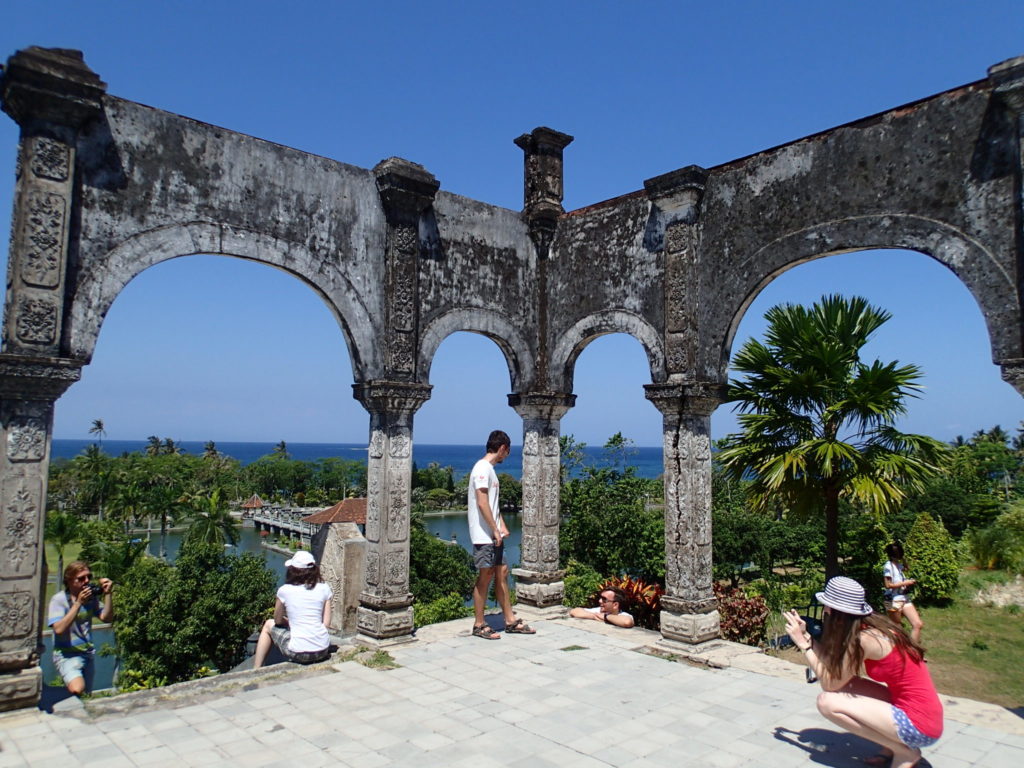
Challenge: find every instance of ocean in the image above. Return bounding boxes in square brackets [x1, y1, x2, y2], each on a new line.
[50, 439, 666, 480]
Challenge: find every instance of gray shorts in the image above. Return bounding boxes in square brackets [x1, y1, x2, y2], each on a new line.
[473, 542, 504, 569]
[269, 625, 330, 664]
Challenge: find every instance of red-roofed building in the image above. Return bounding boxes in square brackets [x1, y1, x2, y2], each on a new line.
[301, 498, 367, 527]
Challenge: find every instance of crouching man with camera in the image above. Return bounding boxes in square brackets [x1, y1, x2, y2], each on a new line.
[47, 561, 113, 696]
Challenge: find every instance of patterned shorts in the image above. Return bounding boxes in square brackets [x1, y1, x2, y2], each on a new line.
[892, 706, 939, 748]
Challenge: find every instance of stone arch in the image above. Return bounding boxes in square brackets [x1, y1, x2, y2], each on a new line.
[67, 221, 380, 379]
[715, 214, 1018, 379]
[418, 308, 532, 392]
[550, 310, 666, 393]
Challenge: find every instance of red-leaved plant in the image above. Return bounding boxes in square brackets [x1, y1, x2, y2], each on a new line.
[713, 583, 770, 646]
[596, 576, 664, 630]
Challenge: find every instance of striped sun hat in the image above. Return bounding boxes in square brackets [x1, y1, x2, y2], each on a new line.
[816, 576, 873, 616]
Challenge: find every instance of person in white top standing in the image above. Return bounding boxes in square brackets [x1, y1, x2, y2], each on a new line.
[253, 550, 333, 667]
[883, 542, 923, 643]
[468, 430, 535, 639]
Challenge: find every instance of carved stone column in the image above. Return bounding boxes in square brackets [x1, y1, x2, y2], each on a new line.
[1, 48, 106, 357]
[373, 157, 439, 382]
[644, 381, 725, 645]
[352, 380, 431, 645]
[0, 356, 82, 710]
[508, 392, 575, 611]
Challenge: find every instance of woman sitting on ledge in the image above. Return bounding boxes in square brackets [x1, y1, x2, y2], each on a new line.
[254, 550, 333, 668]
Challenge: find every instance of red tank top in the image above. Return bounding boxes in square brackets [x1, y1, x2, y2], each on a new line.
[864, 646, 943, 738]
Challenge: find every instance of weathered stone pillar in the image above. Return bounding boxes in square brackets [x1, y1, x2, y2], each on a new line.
[0, 357, 82, 710]
[514, 126, 574, 259]
[644, 381, 725, 645]
[352, 381, 430, 645]
[991, 55, 1024, 392]
[0, 47, 103, 710]
[508, 392, 575, 610]
[310, 521, 366, 639]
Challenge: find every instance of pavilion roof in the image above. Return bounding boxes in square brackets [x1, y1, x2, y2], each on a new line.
[301, 498, 367, 525]
[240, 493, 265, 509]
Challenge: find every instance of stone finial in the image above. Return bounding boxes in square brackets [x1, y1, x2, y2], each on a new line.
[989, 55, 1024, 112]
[1, 47, 106, 128]
[372, 157, 440, 225]
[514, 127, 573, 257]
[644, 165, 709, 222]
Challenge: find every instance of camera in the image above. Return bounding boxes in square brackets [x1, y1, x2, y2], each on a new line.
[84, 582, 105, 602]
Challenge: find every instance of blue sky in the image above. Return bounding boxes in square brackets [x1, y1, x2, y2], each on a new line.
[3, 1, 1023, 448]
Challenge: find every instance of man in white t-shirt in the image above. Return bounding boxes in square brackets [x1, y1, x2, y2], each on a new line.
[468, 430, 535, 639]
[569, 587, 635, 628]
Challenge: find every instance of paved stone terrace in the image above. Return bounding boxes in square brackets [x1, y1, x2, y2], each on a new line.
[1, 615, 1021, 768]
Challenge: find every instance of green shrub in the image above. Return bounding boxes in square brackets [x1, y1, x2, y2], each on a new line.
[714, 583, 770, 646]
[563, 559, 604, 608]
[842, 512, 889, 608]
[966, 526, 1020, 571]
[409, 525, 475, 603]
[745, 578, 811, 615]
[413, 593, 472, 628]
[115, 541, 276, 685]
[905, 512, 959, 604]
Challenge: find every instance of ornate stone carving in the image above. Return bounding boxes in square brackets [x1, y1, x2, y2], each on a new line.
[365, 550, 380, 586]
[523, 432, 539, 456]
[389, 433, 411, 459]
[369, 431, 385, 458]
[392, 225, 418, 257]
[6, 417, 46, 463]
[384, 551, 406, 586]
[0, 668, 41, 710]
[1, 483, 39, 578]
[387, 475, 408, 543]
[29, 137, 69, 181]
[521, 533, 538, 563]
[21, 191, 65, 288]
[14, 295, 58, 345]
[541, 534, 558, 564]
[0, 592, 34, 638]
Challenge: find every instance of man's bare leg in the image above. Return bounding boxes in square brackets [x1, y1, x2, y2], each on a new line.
[473, 567, 494, 626]
[493, 565, 516, 624]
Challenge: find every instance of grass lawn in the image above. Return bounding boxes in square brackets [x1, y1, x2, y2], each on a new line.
[922, 569, 1024, 710]
[769, 568, 1024, 710]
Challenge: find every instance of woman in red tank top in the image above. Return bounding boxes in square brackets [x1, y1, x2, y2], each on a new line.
[783, 576, 942, 768]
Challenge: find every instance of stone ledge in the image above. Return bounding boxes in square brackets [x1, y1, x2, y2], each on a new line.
[55, 644, 362, 720]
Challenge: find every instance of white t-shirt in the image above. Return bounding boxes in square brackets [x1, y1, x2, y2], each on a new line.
[883, 560, 907, 600]
[467, 458, 501, 545]
[277, 582, 332, 653]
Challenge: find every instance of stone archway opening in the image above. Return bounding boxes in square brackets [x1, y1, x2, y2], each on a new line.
[56, 253, 362, 444]
[714, 247, 1023, 444]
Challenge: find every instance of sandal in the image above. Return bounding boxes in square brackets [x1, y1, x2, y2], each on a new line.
[472, 623, 501, 640]
[505, 617, 536, 634]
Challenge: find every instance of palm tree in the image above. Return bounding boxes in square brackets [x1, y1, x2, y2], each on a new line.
[79, 443, 111, 520]
[273, 440, 289, 459]
[185, 488, 240, 547]
[146, 435, 162, 457]
[44, 509, 81, 588]
[717, 295, 948, 578]
[203, 441, 219, 460]
[88, 419, 106, 447]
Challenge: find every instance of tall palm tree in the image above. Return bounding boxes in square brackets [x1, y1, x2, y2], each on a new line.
[717, 295, 948, 578]
[79, 443, 111, 520]
[44, 509, 81, 588]
[185, 488, 240, 547]
[273, 440, 289, 459]
[146, 435, 162, 457]
[203, 441, 219, 459]
[88, 419, 106, 447]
